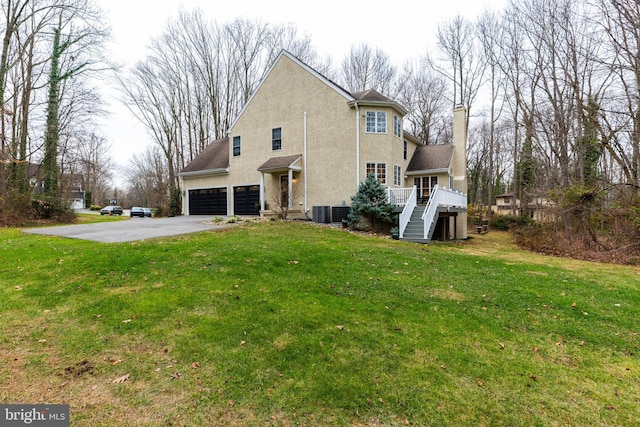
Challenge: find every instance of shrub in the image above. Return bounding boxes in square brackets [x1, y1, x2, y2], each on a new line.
[490, 214, 533, 231]
[31, 196, 74, 221]
[168, 186, 182, 217]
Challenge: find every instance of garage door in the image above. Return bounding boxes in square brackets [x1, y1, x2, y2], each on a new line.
[233, 185, 260, 215]
[189, 188, 227, 215]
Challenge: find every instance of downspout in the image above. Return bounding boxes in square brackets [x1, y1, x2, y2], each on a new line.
[303, 111, 308, 213]
[260, 172, 265, 211]
[355, 102, 360, 187]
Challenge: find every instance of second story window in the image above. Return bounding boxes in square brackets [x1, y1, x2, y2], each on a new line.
[394, 115, 402, 138]
[403, 140, 408, 160]
[233, 136, 241, 157]
[272, 127, 282, 150]
[366, 111, 386, 133]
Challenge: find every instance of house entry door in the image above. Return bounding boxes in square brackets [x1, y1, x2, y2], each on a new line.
[413, 176, 438, 204]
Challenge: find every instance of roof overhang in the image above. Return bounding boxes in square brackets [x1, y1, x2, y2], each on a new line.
[257, 154, 302, 173]
[348, 99, 409, 116]
[179, 167, 230, 178]
[405, 168, 451, 176]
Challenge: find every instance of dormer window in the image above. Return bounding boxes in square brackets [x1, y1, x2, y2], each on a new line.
[366, 111, 386, 133]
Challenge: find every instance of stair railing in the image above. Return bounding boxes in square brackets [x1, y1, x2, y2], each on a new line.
[398, 186, 417, 238]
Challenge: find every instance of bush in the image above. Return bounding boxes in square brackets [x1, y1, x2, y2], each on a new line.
[168, 186, 182, 217]
[490, 214, 533, 231]
[89, 205, 102, 211]
[31, 196, 74, 221]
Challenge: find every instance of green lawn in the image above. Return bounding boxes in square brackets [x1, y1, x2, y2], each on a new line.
[0, 221, 638, 426]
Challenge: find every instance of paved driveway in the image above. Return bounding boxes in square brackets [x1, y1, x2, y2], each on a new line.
[23, 216, 224, 243]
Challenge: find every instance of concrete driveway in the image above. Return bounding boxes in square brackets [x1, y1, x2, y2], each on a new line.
[23, 215, 225, 243]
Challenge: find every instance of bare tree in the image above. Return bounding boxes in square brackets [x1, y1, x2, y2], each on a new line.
[396, 59, 450, 144]
[431, 14, 486, 129]
[340, 43, 397, 96]
[124, 145, 168, 210]
[42, 0, 109, 197]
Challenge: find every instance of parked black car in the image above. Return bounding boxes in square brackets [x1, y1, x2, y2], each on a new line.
[100, 205, 123, 215]
[130, 207, 145, 217]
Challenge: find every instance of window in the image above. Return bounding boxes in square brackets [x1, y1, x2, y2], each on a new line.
[394, 165, 402, 186]
[403, 140, 408, 160]
[232, 136, 241, 157]
[366, 162, 387, 184]
[272, 127, 282, 150]
[366, 111, 387, 133]
[394, 115, 402, 138]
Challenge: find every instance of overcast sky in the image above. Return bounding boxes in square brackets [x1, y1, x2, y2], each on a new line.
[100, 0, 507, 185]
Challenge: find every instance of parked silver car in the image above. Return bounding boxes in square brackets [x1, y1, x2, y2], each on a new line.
[100, 205, 123, 215]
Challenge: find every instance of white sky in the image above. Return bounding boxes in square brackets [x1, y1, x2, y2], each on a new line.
[100, 0, 507, 186]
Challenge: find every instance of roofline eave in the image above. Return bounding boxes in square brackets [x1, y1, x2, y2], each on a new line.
[405, 168, 451, 176]
[348, 99, 409, 116]
[179, 167, 230, 178]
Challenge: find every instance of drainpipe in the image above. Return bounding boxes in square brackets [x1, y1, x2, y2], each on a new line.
[303, 111, 308, 213]
[355, 102, 360, 187]
[260, 172, 265, 211]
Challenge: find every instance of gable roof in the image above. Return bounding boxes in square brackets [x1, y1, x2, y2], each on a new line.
[179, 137, 229, 177]
[228, 50, 355, 133]
[407, 143, 454, 173]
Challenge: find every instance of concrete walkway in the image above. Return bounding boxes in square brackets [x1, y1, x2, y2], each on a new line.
[23, 215, 224, 243]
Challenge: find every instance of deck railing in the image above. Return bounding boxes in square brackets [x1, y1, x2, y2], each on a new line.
[389, 185, 467, 241]
[387, 187, 415, 206]
[422, 186, 467, 240]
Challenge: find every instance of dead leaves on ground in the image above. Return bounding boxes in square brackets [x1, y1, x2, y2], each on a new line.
[110, 373, 130, 384]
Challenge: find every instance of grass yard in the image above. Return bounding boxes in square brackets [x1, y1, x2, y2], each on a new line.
[0, 221, 638, 426]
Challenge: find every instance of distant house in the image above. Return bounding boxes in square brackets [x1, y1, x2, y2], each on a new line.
[180, 50, 468, 242]
[27, 163, 86, 209]
[493, 192, 553, 222]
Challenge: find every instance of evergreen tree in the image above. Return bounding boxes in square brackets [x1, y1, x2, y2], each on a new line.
[348, 174, 395, 230]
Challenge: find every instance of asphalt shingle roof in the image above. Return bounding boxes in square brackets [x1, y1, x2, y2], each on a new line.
[407, 144, 454, 172]
[181, 138, 229, 173]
